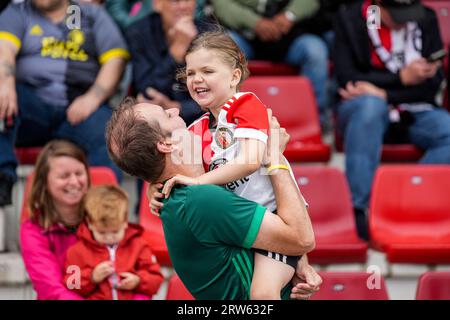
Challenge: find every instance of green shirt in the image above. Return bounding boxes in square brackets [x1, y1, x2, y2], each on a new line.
[161, 184, 291, 300]
[211, 0, 319, 31]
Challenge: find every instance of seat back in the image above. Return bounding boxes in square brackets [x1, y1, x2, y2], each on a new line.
[369, 165, 450, 248]
[14, 147, 43, 165]
[166, 274, 194, 300]
[416, 271, 450, 300]
[311, 272, 389, 300]
[291, 165, 357, 238]
[241, 76, 323, 144]
[20, 167, 118, 224]
[247, 60, 298, 76]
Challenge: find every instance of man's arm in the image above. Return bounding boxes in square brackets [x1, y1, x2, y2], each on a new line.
[66, 4, 128, 125]
[210, 0, 261, 31]
[66, 56, 126, 125]
[252, 157, 315, 256]
[252, 112, 315, 256]
[88, 57, 126, 104]
[0, 39, 18, 120]
[284, 0, 320, 23]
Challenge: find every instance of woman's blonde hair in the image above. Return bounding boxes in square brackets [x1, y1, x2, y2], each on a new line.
[28, 140, 90, 230]
[177, 29, 250, 89]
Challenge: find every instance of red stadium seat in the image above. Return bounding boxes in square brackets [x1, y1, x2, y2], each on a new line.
[241, 76, 331, 162]
[416, 271, 450, 300]
[139, 182, 171, 266]
[247, 60, 298, 76]
[15, 147, 43, 165]
[369, 165, 450, 264]
[166, 274, 194, 300]
[311, 272, 389, 300]
[20, 167, 118, 224]
[292, 165, 368, 264]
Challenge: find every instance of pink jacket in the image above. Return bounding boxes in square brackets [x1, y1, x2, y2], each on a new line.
[20, 219, 83, 300]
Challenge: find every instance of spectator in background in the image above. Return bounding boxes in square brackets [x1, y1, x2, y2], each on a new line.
[334, 0, 450, 240]
[20, 140, 94, 300]
[126, 0, 209, 126]
[63, 185, 163, 300]
[105, 0, 153, 31]
[106, 0, 207, 31]
[298, 0, 359, 54]
[0, 0, 129, 210]
[210, 0, 330, 128]
[20, 140, 161, 300]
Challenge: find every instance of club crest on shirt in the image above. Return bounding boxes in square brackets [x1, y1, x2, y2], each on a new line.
[215, 127, 235, 149]
[209, 158, 227, 172]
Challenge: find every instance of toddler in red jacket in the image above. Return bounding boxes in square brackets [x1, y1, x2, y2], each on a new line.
[64, 185, 163, 300]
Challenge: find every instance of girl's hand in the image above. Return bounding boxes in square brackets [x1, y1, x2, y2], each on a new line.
[162, 174, 199, 198]
[146, 183, 164, 216]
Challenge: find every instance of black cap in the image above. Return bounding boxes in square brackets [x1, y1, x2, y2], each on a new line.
[380, 0, 426, 23]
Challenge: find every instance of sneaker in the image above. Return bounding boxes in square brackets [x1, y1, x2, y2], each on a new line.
[0, 173, 14, 206]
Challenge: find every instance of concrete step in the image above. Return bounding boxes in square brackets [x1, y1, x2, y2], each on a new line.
[0, 253, 28, 285]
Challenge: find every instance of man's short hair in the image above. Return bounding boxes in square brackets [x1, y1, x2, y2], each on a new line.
[84, 185, 128, 228]
[106, 97, 166, 182]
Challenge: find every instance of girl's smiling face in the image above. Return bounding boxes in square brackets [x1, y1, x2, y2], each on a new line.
[186, 48, 242, 112]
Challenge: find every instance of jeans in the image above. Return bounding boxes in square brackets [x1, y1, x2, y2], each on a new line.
[0, 83, 122, 182]
[338, 95, 450, 209]
[230, 31, 329, 125]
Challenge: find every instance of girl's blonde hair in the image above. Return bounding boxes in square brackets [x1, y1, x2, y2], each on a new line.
[28, 140, 91, 230]
[177, 30, 250, 89]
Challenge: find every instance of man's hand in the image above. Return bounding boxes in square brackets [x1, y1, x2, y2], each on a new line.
[146, 183, 164, 216]
[66, 92, 101, 125]
[117, 272, 140, 290]
[339, 81, 387, 101]
[291, 261, 322, 300]
[264, 109, 290, 166]
[254, 18, 282, 42]
[400, 58, 441, 86]
[137, 87, 181, 110]
[92, 261, 115, 284]
[0, 78, 17, 120]
[168, 16, 198, 63]
[272, 12, 294, 35]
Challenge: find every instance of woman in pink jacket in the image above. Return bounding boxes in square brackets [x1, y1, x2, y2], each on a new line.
[20, 140, 159, 300]
[20, 140, 90, 300]
[20, 140, 160, 300]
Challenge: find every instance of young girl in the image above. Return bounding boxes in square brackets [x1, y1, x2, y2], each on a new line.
[159, 31, 307, 300]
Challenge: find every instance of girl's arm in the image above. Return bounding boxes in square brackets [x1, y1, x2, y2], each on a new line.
[162, 138, 265, 196]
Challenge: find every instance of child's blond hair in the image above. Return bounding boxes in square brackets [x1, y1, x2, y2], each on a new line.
[177, 30, 250, 89]
[83, 185, 128, 228]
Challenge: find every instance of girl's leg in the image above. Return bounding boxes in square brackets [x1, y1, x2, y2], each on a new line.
[250, 252, 295, 300]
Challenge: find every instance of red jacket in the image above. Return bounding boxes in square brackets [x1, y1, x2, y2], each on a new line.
[63, 222, 163, 300]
